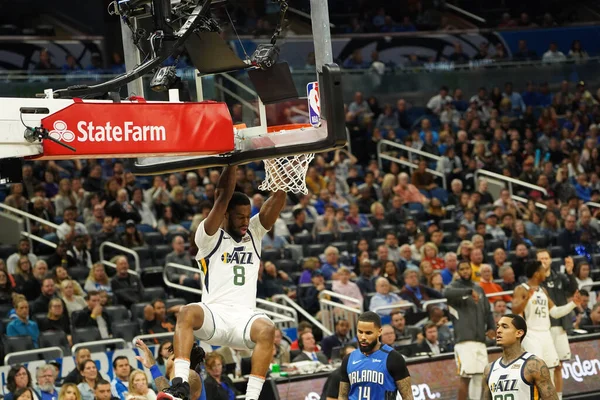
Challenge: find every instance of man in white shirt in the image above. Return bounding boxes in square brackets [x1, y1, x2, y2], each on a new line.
[56, 206, 88, 244]
[427, 86, 453, 115]
[542, 42, 567, 64]
[6, 238, 38, 275]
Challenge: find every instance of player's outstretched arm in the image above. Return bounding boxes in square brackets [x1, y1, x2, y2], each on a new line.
[480, 363, 492, 400]
[203, 166, 237, 236]
[337, 382, 349, 400]
[259, 191, 287, 231]
[510, 285, 529, 316]
[524, 357, 559, 400]
[396, 377, 414, 400]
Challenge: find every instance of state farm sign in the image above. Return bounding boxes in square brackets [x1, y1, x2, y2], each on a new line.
[39, 100, 234, 159]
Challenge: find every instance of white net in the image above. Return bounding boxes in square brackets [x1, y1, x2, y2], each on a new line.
[258, 153, 315, 195]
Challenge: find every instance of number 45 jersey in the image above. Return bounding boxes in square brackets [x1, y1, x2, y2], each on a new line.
[195, 215, 268, 308]
[340, 344, 410, 400]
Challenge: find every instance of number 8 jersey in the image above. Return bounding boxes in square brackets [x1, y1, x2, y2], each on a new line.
[195, 215, 268, 308]
[340, 344, 410, 400]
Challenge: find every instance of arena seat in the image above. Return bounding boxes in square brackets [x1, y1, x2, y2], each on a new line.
[293, 232, 313, 246]
[165, 298, 186, 309]
[39, 331, 71, 355]
[305, 243, 325, 257]
[262, 249, 281, 262]
[275, 259, 297, 275]
[143, 286, 166, 302]
[3, 335, 34, 354]
[72, 327, 102, 344]
[330, 241, 349, 253]
[104, 305, 130, 322]
[316, 231, 335, 244]
[112, 321, 140, 343]
[359, 227, 376, 241]
[144, 232, 164, 246]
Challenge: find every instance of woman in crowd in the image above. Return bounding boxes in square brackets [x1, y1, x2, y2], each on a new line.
[204, 352, 240, 400]
[84, 263, 112, 294]
[383, 261, 401, 291]
[58, 383, 82, 400]
[54, 178, 79, 216]
[156, 341, 173, 376]
[14, 256, 40, 301]
[77, 360, 100, 400]
[0, 269, 14, 305]
[421, 242, 445, 270]
[0, 259, 16, 288]
[59, 279, 87, 317]
[4, 365, 39, 400]
[13, 388, 37, 400]
[575, 262, 596, 308]
[38, 298, 72, 346]
[127, 370, 157, 400]
[53, 266, 84, 296]
[120, 221, 145, 248]
[410, 233, 426, 262]
[419, 260, 434, 286]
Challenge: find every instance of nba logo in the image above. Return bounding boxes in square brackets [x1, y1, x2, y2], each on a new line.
[307, 81, 321, 127]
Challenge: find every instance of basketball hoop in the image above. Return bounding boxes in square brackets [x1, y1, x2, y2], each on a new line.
[259, 152, 315, 195]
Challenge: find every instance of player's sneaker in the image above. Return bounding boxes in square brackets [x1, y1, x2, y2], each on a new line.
[157, 378, 190, 400]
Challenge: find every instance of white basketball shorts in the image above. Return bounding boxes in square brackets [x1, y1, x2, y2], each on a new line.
[550, 326, 571, 361]
[454, 341, 488, 377]
[522, 330, 560, 369]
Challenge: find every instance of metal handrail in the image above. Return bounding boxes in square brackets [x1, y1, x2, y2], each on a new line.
[474, 169, 547, 197]
[72, 338, 127, 353]
[486, 290, 514, 298]
[512, 195, 547, 210]
[164, 262, 203, 294]
[99, 241, 140, 274]
[421, 298, 448, 311]
[4, 346, 63, 365]
[319, 290, 363, 310]
[256, 298, 299, 323]
[133, 332, 174, 344]
[0, 202, 60, 249]
[272, 294, 332, 336]
[378, 152, 447, 189]
[578, 281, 600, 289]
[378, 139, 442, 164]
[372, 302, 418, 314]
[585, 202, 600, 209]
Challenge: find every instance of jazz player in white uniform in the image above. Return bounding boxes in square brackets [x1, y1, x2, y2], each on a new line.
[511, 261, 582, 386]
[482, 314, 558, 399]
[158, 166, 286, 400]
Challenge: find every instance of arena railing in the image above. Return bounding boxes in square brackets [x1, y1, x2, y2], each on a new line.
[271, 294, 333, 336]
[372, 302, 418, 315]
[72, 338, 127, 354]
[318, 290, 363, 334]
[0, 202, 59, 250]
[163, 263, 299, 329]
[4, 346, 63, 365]
[421, 289, 515, 312]
[133, 332, 174, 344]
[377, 141, 447, 189]
[98, 241, 141, 274]
[474, 169, 547, 198]
[512, 195, 547, 210]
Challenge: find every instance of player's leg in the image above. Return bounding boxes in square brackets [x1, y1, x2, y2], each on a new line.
[246, 318, 276, 400]
[551, 326, 570, 400]
[458, 377, 470, 400]
[159, 304, 206, 400]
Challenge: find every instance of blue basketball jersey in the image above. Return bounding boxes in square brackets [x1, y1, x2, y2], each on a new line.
[344, 344, 401, 400]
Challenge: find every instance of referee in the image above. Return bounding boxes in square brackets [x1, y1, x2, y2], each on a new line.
[338, 311, 414, 400]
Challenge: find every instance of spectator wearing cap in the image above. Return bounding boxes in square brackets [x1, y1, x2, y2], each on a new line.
[369, 277, 408, 316]
[299, 270, 333, 316]
[332, 267, 362, 307]
[119, 220, 145, 248]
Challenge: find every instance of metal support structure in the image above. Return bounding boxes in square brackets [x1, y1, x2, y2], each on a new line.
[377, 148, 447, 189]
[272, 294, 332, 336]
[318, 290, 363, 334]
[99, 241, 141, 274]
[72, 338, 127, 354]
[5, 346, 63, 365]
[0, 202, 60, 249]
[120, 17, 145, 97]
[309, 0, 334, 74]
[372, 303, 417, 315]
[475, 169, 547, 197]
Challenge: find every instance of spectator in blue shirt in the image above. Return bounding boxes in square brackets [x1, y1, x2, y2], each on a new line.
[35, 365, 58, 400]
[502, 82, 526, 113]
[441, 252, 459, 285]
[110, 356, 131, 400]
[6, 298, 39, 348]
[368, 277, 408, 316]
[321, 246, 348, 280]
[521, 81, 539, 107]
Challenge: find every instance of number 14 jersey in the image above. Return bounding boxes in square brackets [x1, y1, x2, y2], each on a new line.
[195, 215, 268, 308]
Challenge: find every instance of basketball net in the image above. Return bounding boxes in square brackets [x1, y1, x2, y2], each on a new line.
[258, 153, 315, 195]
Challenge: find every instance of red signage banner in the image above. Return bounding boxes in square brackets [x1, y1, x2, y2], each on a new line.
[38, 100, 235, 159]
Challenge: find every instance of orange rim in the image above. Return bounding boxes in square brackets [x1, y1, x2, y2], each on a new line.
[267, 123, 312, 133]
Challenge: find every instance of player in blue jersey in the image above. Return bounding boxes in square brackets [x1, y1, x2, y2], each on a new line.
[339, 311, 413, 400]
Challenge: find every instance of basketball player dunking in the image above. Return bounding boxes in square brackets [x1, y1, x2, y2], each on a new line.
[511, 261, 582, 387]
[158, 166, 287, 400]
[482, 314, 558, 399]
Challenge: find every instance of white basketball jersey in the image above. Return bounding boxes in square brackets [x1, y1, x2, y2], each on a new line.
[521, 283, 551, 331]
[194, 215, 268, 308]
[487, 352, 539, 400]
